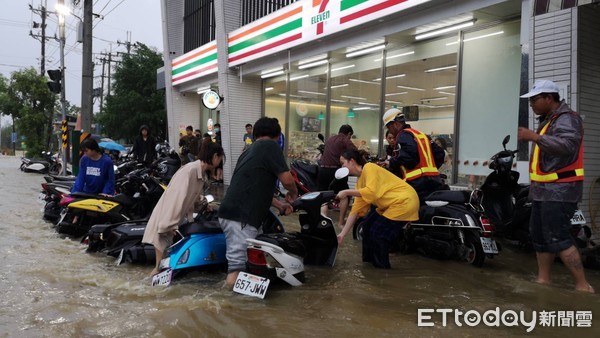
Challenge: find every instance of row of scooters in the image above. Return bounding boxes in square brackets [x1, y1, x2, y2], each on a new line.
[291, 135, 598, 270]
[34, 137, 598, 298]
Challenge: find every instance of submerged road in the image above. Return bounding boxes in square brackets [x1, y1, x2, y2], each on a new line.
[0, 155, 599, 337]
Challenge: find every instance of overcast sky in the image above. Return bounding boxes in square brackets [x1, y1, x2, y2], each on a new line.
[0, 0, 163, 122]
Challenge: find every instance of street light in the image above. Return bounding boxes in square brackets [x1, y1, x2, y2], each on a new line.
[55, 0, 68, 175]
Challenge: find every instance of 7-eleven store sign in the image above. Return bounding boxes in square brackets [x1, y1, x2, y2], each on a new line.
[228, 0, 431, 67]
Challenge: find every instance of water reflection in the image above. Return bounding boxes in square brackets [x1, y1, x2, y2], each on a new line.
[1, 157, 599, 337]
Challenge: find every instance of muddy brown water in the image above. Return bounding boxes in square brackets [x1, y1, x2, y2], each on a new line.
[0, 156, 599, 337]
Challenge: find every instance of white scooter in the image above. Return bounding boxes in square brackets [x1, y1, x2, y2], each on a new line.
[234, 170, 345, 298]
[20, 151, 64, 175]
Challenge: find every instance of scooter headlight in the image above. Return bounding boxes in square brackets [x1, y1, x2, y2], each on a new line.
[177, 249, 190, 265]
[159, 257, 170, 270]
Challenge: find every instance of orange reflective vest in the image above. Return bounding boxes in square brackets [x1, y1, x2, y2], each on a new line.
[399, 128, 440, 181]
[530, 112, 584, 183]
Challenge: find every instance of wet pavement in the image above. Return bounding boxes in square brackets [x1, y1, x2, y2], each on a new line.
[1, 155, 599, 337]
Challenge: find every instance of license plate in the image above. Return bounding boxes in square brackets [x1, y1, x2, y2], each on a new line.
[571, 209, 586, 225]
[233, 272, 270, 299]
[38, 193, 47, 203]
[151, 269, 173, 287]
[115, 249, 124, 266]
[480, 237, 498, 254]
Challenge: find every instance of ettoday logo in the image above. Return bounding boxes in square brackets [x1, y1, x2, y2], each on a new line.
[417, 308, 593, 332]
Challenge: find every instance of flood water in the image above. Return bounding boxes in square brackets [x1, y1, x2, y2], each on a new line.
[1, 155, 599, 337]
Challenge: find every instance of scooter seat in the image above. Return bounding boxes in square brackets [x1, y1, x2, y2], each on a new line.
[424, 190, 470, 204]
[292, 160, 318, 176]
[179, 221, 223, 236]
[255, 232, 306, 258]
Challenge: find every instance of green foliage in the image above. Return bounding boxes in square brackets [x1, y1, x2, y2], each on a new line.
[96, 43, 166, 143]
[0, 68, 57, 157]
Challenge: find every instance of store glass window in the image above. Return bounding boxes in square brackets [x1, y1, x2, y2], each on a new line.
[457, 20, 521, 187]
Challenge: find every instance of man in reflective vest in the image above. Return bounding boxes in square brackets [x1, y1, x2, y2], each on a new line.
[382, 108, 445, 203]
[518, 79, 593, 293]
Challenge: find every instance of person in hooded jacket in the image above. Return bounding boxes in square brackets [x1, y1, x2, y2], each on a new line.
[132, 125, 157, 166]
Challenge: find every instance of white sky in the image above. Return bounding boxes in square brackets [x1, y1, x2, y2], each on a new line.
[0, 0, 163, 113]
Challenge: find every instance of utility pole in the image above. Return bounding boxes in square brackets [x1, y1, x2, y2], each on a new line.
[58, 0, 68, 175]
[80, 0, 93, 133]
[96, 52, 120, 109]
[29, 1, 49, 76]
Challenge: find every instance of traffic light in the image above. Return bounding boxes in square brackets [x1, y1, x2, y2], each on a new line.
[47, 69, 61, 94]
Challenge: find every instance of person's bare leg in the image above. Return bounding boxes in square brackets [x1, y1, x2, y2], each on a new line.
[226, 271, 240, 289]
[535, 252, 555, 285]
[338, 197, 350, 228]
[558, 246, 595, 293]
[150, 249, 163, 276]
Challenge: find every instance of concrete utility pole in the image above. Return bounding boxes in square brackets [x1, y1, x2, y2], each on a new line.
[58, 0, 68, 175]
[29, 1, 49, 76]
[80, 0, 94, 132]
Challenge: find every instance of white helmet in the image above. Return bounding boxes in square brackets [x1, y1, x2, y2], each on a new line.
[382, 108, 404, 126]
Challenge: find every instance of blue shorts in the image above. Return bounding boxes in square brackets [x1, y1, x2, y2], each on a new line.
[529, 201, 576, 253]
[218, 218, 258, 273]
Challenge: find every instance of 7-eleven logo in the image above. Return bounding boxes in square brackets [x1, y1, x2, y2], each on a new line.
[311, 0, 331, 35]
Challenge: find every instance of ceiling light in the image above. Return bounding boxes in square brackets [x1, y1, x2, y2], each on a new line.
[386, 92, 408, 96]
[446, 31, 504, 46]
[425, 65, 456, 73]
[298, 54, 327, 65]
[341, 95, 367, 100]
[298, 90, 325, 96]
[373, 74, 406, 81]
[420, 97, 448, 102]
[434, 85, 456, 90]
[331, 64, 355, 72]
[290, 74, 309, 81]
[330, 84, 349, 89]
[265, 87, 274, 91]
[375, 51, 415, 62]
[358, 102, 379, 106]
[415, 19, 476, 40]
[346, 44, 385, 58]
[349, 79, 380, 85]
[331, 99, 346, 103]
[261, 67, 283, 74]
[352, 107, 371, 111]
[261, 70, 284, 79]
[397, 85, 425, 91]
[385, 100, 403, 105]
[298, 59, 328, 69]
[439, 91, 455, 96]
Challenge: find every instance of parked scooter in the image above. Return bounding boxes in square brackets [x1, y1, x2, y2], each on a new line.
[233, 189, 339, 297]
[290, 134, 325, 195]
[21, 151, 63, 175]
[352, 180, 498, 267]
[480, 135, 592, 251]
[39, 181, 73, 223]
[56, 169, 166, 237]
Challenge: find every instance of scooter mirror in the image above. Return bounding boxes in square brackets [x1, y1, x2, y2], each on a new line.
[205, 195, 215, 203]
[318, 133, 325, 142]
[335, 167, 349, 180]
[502, 135, 510, 149]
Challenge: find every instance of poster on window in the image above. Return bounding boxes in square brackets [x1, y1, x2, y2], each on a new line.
[301, 117, 321, 132]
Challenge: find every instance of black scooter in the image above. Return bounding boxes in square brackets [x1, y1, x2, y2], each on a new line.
[480, 135, 592, 251]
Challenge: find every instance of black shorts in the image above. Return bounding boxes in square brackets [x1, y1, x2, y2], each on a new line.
[529, 201, 576, 253]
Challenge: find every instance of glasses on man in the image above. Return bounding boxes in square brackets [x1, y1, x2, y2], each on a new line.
[529, 94, 546, 103]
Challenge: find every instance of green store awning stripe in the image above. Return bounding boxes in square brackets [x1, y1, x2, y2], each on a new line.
[228, 18, 302, 55]
[172, 53, 218, 75]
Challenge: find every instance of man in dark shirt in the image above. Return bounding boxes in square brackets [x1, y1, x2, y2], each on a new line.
[317, 124, 357, 227]
[218, 117, 298, 287]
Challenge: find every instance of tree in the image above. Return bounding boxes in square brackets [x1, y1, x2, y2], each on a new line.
[0, 68, 56, 157]
[96, 43, 166, 143]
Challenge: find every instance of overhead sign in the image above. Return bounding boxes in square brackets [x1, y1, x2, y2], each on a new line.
[202, 90, 222, 110]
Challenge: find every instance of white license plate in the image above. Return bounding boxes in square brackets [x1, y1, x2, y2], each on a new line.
[571, 209, 586, 225]
[151, 269, 173, 287]
[38, 192, 47, 203]
[233, 272, 270, 299]
[480, 237, 498, 254]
